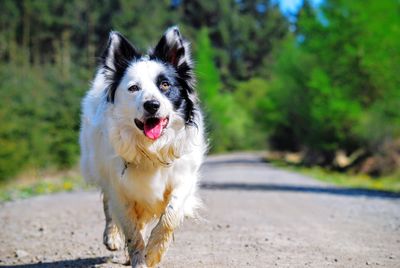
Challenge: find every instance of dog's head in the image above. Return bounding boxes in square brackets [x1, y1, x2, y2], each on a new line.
[101, 26, 197, 142]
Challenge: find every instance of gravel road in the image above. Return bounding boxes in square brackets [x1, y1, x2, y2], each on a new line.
[1, 153, 399, 267]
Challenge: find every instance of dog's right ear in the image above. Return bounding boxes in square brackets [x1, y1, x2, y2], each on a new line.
[101, 31, 140, 102]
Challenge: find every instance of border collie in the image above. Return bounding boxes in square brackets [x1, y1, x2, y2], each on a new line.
[80, 26, 206, 267]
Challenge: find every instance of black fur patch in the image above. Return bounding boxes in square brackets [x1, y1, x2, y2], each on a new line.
[150, 28, 197, 125]
[156, 69, 185, 112]
[152, 35, 185, 66]
[150, 63, 197, 125]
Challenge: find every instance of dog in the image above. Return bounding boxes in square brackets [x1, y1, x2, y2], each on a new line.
[80, 26, 206, 267]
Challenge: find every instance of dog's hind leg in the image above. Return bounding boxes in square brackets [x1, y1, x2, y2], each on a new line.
[102, 193, 124, 251]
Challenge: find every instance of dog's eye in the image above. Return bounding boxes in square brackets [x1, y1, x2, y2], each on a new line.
[128, 85, 140, 92]
[160, 81, 170, 91]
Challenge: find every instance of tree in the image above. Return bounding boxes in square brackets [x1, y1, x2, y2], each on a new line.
[195, 28, 250, 152]
[262, 0, 400, 168]
[182, 0, 289, 84]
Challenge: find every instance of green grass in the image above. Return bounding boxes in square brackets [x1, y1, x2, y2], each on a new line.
[271, 160, 400, 193]
[0, 171, 90, 202]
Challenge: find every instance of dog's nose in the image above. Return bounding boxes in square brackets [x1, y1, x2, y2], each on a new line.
[143, 100, 160, 114]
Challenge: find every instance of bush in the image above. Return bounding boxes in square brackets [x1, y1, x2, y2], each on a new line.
[233, 78, 270, 149]
[0, 62, 87, 181]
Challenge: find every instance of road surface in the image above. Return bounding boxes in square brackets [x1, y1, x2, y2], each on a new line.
[1, 153, 399, 267]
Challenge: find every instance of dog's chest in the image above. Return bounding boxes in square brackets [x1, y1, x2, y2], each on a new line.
[120, 164, 171, 210]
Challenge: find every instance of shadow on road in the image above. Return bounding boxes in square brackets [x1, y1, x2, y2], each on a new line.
[204, 156, 266, 167]
[0, 257, 110, 268]
[201, 182, 400, 199]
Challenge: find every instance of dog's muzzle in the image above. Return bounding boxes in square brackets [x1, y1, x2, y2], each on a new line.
[134, 116, 169, 140]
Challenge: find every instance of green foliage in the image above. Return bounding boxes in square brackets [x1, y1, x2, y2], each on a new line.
[0, 0, 399, 181]
[0, 63, 88, 180]
[110, 0, 182, 50]
[196, 28, 250, 152]
[259, 36, 314, 151]
[233, 78, 270, 148]
[260, 0, 400, 169]
[183, 0, 289, 83]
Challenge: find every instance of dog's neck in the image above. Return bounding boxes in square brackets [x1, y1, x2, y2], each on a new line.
[105, 106, 202, 170]
[107, 122, 193, 170]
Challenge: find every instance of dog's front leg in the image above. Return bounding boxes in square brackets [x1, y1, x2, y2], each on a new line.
[145, 180, 193, 267]
[116, 203, 147, 268]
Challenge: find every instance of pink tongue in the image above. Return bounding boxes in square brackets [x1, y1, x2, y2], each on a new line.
[144, 118, 167, 140]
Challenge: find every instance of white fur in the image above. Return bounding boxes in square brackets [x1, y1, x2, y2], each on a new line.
[80, 54, 205, 267]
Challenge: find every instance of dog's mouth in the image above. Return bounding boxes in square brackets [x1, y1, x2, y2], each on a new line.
[134, 117, 169, 140]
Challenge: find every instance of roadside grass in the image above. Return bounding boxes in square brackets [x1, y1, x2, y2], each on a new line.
[0, 169, 91, 202]
[270, 160, 400, 193]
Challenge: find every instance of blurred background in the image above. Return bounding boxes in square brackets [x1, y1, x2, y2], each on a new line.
[0, 0, 399, 199]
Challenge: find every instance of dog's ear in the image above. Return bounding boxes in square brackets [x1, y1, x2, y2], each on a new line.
[151, 26, 195, 91]
[152, 26, 198, 126]
[152, 26, 191, 67]
[101, 31, 140, 102]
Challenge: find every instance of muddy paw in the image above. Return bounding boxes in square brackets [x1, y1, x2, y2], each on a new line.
[103, 224, 124, 251]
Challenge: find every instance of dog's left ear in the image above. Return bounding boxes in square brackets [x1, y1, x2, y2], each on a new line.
[151, 26, 195, 91]
[152, 26, 191, 67]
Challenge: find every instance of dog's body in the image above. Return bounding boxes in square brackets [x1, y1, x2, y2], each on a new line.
[80, 27, 206, 267]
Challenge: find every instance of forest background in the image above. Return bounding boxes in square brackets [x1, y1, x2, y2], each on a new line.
[0, 0, 399, 188]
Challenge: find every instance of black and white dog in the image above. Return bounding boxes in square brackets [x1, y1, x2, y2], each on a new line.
[80, 27, 206, 267]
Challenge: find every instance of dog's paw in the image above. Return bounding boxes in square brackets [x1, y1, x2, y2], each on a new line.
[145, 236, 171, 268]
[145, 253, 160, 268]
[131, 262, 148, 268]
[122, 258, 148, 268]
[132, 264, 148, 268]
[130, 250, 148, 268]
[103, 224, 124, 251]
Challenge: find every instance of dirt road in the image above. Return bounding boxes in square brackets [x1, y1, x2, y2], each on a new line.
[1, 153, 399, 267]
